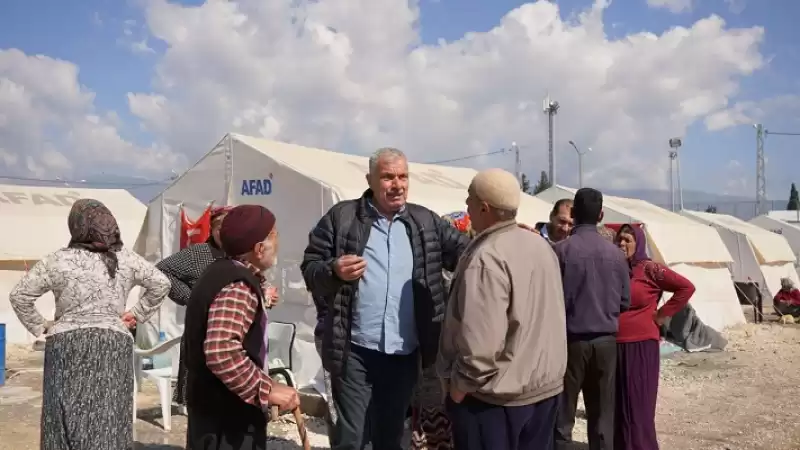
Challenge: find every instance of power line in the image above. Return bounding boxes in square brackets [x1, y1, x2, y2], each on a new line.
[423, 148, 509, 165]
[0, 174, 174, 189]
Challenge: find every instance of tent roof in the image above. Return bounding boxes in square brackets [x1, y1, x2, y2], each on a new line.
[0, 184, 146, 261]
[232, 134, 554, 223]
[766, 210, 800, 223]
[536, 185, 733, 265]
[682, 210, 796, 264]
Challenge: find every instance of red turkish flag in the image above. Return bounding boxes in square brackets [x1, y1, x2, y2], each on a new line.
[179, 205, 213, 249]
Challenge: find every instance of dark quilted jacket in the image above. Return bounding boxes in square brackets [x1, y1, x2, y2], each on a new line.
[301, 190, 470, 377]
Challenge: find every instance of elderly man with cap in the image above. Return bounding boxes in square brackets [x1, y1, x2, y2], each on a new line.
[437, 168, 567, 450]
[183, 205, 299, 450]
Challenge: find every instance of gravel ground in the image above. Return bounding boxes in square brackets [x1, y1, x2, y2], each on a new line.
[2, 320, 800, 449]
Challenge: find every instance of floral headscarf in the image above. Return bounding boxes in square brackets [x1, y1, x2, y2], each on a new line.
[442, 211, 474, 238]
[67, 199, 123, 278]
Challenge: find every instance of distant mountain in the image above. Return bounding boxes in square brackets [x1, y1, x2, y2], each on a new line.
[598, 188, 788, 221]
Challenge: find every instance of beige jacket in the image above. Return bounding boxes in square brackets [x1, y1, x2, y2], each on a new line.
[436, 220, 567, 406]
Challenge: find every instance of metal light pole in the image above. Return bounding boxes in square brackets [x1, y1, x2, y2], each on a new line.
[669, 138, 683, 211]
[543, 96, 560, 186]
[668, 150, 677, 211]
[568, 140, 591, 188]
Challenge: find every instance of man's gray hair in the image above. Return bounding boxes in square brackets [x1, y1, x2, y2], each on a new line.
[368, 147, 407, 174]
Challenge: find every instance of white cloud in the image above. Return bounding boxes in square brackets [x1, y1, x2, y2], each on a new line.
[725, 0, 746, 14]
[0, 48, 183, 178]
[119, 18, 156, 55]
[125, 0, 764, 190]
[646, 0, 693, 14]
[705, 95, 800, 131]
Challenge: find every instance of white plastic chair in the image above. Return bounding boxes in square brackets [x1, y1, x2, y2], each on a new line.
[267, 321, 298, 388]
[133, 335, 182, 431]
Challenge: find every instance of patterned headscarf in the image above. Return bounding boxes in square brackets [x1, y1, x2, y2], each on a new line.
[67, 199, 123, 278]
[598, 225, 616, 243]
[442, 211, 474, 238]
[617, 223, 649, 268]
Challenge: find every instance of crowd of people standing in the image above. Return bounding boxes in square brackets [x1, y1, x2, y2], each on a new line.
[7, 146, 699, 450]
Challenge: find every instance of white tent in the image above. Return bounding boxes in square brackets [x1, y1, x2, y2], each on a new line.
[0, 185, 147, 344]
[681, 210, 799, 298]
[765, 210, 800, 224]
[537, 185, 745, 331]
[133, 133, 554, 391]
[750, 215, 800, 268]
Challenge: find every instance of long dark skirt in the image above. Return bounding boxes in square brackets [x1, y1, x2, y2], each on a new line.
[411, 366, 453, 449]
[615, 340, 660, 450]
[41, 328, 134, 450]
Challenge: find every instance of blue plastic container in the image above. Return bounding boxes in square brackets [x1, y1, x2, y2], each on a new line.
[0, 323, 6, 386]
[152, 331, 170, 370]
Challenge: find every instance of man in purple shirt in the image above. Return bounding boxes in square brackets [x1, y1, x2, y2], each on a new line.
[552, 188, 631, 450]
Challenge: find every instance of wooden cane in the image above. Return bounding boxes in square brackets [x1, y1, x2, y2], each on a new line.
[270, 405, 311, 450]
[292, 407, 311, 450]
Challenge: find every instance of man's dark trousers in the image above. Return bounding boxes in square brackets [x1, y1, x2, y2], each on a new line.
[447, 393, 559, 450]
[555, 337, 617, 450]
[330, 344, 418, 450]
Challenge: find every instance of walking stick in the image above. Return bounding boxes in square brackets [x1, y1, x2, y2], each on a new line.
[271, 405, 311, 450]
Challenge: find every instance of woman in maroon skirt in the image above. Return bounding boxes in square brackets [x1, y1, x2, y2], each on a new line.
[613, 224, 696, 450]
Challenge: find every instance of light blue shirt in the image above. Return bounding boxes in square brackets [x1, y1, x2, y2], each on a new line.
[351, 203, 417, 355]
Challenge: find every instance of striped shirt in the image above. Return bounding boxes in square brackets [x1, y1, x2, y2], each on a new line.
[203, 261, 272, 410]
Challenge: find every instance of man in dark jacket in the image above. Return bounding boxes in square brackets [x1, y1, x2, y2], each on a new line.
[552, 188, 631, 450]
[301, 147, 470, 450]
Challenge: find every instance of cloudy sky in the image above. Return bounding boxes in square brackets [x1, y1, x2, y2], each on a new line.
[1, 0, 798, 199]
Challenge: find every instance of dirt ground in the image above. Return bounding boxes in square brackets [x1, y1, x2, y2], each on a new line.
[2, 319, 800, 449]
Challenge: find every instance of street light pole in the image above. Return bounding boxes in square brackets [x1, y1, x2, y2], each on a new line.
[668, 151, 677, 211]
[512, 141, 521, 185]
[669, 138, 683, 211]
[568, 140, 591, 188]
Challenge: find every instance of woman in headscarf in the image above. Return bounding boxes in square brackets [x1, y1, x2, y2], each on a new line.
[156, 205, 231, 410]
[410, 211, 474, 450]
[9, 199, 171, 450]
[613, 224, 696, 450]
[773, 277, 800, 317]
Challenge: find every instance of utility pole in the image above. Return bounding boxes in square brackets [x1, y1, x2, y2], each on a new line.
[669, 138, 683, 211]
[543, 95, 560, 186]
[755, 124, 766, 216]
[754, 126, 800, 215]
[512, 141, 521, 185]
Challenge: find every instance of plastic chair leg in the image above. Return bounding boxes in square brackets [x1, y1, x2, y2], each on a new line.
[156, 377, 172, 431]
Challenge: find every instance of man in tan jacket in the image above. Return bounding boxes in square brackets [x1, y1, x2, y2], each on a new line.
[437, 168, 568, 450]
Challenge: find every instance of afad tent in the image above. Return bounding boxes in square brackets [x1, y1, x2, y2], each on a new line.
[536, 185, 745, 331]
[681, 210, 799, 299]
[133, 133, 554, 391]
[750, 214, 800, 267]
[0, 184, 146, 344]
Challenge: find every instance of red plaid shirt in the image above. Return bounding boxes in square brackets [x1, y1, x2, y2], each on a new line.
[204, 261, 273, 410]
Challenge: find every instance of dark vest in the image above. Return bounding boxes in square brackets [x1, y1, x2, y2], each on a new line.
[184, 258, 266, 418]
